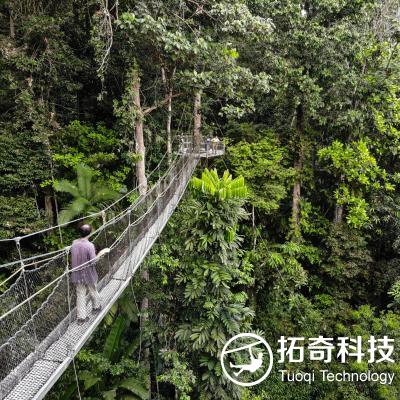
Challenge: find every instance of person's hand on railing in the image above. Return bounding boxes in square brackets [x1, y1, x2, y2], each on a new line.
[97, 248, 110, 258]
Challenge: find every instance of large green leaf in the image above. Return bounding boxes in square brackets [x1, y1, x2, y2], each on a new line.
[58, 207, 80, 225]
[103, 315, 127, 360]
[118, 377, 149, 400]
[103, 389, 117, 400]
[118, 295, 138, 322]
[191, 168, 247, 200]
[104, 303, 118, 326]
[80, 370, 101, 390]
[126, 335, 141, 356]
[53, 163, 119, 223]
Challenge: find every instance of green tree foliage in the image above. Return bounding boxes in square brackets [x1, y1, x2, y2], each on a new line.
[319, 139, 394, 227]
[52, 120, 130, 192]
[172, 170, 253, 399]
[228, 126, 293, 214]
[158, 351, 196, 400]
[0, 195, 46, 240]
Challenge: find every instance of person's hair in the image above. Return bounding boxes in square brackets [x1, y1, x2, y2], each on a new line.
[79, 224, 92, 237]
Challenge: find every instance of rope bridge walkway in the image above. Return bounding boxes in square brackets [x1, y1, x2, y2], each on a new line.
[0, 137, 224, 400]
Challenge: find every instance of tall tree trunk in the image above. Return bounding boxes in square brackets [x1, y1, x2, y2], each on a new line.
[9, 11, 15, 38]
[291, 105, 304, 239]
[334, 174, 345, 223]
[43, 109, 56, 228]
[44, 193, 54, 226]
[166, 87, 173, 163]
[132, 70, 147, 196]
[291, 157, 303, 227]
[132, 68, 150, 397]
[193, 89, 202, 148]
[161, 67, 175, 164]
[252, 205, 257, 250]
[334, 204, 344, 223]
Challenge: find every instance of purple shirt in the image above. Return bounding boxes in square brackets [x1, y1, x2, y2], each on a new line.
[70, 238, 98, 285]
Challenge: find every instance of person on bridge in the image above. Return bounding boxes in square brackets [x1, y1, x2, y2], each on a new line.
[70, 224, 109, 324]
[206, 136, 211, 153]
[211, 136, 220, 154]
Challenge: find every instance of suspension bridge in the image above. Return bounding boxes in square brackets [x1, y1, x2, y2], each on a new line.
[0, 136, 224, 400]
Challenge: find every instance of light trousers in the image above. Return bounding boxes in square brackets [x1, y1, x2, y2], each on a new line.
[76, 283, 101, 320]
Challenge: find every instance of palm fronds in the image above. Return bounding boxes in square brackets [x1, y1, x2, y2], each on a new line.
[54, 163, 119, 224]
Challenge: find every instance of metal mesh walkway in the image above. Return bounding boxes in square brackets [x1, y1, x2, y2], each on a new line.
[0, 138, 224, 400]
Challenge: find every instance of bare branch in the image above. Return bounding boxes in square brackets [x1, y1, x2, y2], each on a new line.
[143, 93, 183, 116]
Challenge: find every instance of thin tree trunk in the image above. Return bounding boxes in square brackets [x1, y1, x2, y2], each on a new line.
[166, 87, 173, 163]
[292, 158, 303, 227]
[334, 174, 345, 223]
[9, 12, 15, 38]
[161, 67, 175, 164]
[252, 205, 257, 250]
[132, 69, 147, 196]
[43, 110, 56, 228]
[291, 105, 304, 239]
[44, 193, 54, 226]
[193, 89, 202, 148]
[334, 204, 344, 223]
[32, 185, 41, 218]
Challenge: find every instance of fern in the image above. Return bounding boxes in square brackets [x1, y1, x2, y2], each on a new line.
[389, 280, 400, 307]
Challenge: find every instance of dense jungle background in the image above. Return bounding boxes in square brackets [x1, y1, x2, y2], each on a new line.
[0, 0, 400, 399]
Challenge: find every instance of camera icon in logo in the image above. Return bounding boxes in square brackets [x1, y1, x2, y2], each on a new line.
[220, 333, 274, 387]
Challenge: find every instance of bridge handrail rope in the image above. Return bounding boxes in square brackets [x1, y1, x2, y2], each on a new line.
[0, 151, 192, 321]
[0, 135, 182, 245]
[0, 180, 162, 295]
[0, 150, 194, 324]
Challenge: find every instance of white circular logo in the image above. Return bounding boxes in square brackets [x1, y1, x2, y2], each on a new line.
[220, 333, 274, 387]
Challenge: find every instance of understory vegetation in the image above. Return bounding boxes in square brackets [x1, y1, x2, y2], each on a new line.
[0, 0, 400, 399]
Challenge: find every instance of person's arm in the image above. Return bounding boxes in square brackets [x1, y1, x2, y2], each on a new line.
[88, 243, 97, 260]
